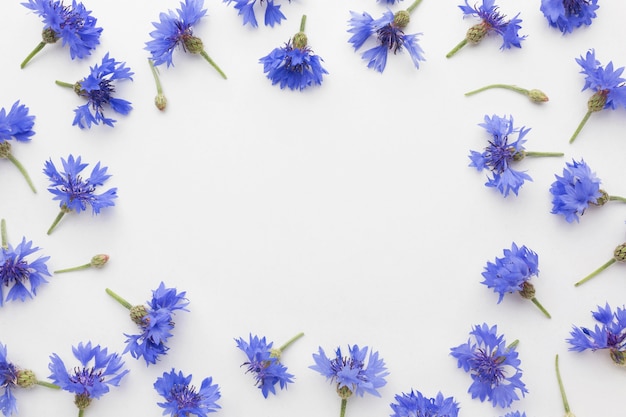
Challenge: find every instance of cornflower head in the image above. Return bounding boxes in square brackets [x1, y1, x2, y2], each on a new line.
[154, 369, 221, 417]
[347, 0, 425, 73]
[574, 242, 626, 287]
[145, 0, 227, 79]
[43, 155, 117, 235]
[446, 0, 525, 58]
[259, 15, 328, 91]
[501, 412, 526, 417]
[549, 159, 626, 224]
[567, 303, 626, 365]
[0, 219, 51, 307]
[20, 0, 102, 68]
[555, 355, 575, 417]
[481, 243, 551, 318]
[106, 283, 189, 365]
[55, 53, 133, 129]
[48, 341, 129, 415]
[450, 323, 527, 408]
[468, 114, 563, 197]
[235, 332, 303, 397]
[310, 344, 388, 417]
[0, 101, 37, 193]
[541, 0, 599, 34]
[389, 390, 460, 417]
[569, 49, 626, 143]
[223, 0, 290, 28]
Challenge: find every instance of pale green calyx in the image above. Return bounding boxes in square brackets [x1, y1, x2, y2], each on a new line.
[130, 305, 148, 325]
[393, 10, 410, 28]
[42, 27, 59, 44]
[293, 32, 308, 49]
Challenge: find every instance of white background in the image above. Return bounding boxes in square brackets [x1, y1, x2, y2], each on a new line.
[2, 0, 626, 416]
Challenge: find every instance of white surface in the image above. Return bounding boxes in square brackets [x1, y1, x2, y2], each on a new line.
[2, 1, 626, 416]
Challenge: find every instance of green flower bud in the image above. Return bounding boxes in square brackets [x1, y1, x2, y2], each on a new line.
[393, 10, 410, 29]
[337, 384, 353, 400]
[17, 369, 37, 388]
[90, 254, 109, 268]
[613, 243, 626, 262]
[42, 27, 59, 44]
[293, 32, 308, 49]
[183, 36, 204, 54]
[155, 94, 167, 111]
[587, 90, 608, 113]
[528, 89, 549, 103]
[0, 142, 11, 159]
[466, 23, 488, 44]
[130, 304, 148, 325]
[518, 281, 535, 300]
[74, 393, 92, 410]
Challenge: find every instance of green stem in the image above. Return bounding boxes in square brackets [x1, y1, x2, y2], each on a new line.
[609, 195, 626, 203]
[406, 0, 423, 14]
[54, 263, 92, 274]
[148, 59, 163, 96]
[569, 110, 592, 144]
[199, 50, 227, 80]
[446, 38, 467, 58]
[299, 14, 307, 32]
[339, 398, 347, 417]
[575, 258, 616, 287]
[55, 80, 75, 89]
[36, 380, 61, 389]
[20, 42, 46, 69]
[530, 297, 551, 318]
[1, 219, 7, 249]
[105, 288, 132, 309]
[47, 210, 67, 235]
[279, 332, 304, 352]
[465, 84, 528, 96]
[524, 151, 564, 158]
[78, 408, 84, 417]
[555, 355, 571, 414]
[7, 154, 36, 193]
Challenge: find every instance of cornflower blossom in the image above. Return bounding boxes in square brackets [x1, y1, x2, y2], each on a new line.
[450, 323, 527, 408]
[347, 0, 425, 73]
[48, 342, 129, 414]
[0, 101, 37, 193]
[389, 390, 460, 417]
[569, 50, 626, 143]
[106, 283, 189, 365]
[549, 159, 626, 223]
[235, 333, 303, 397]
[574, 242, 626, 287]
[540, 0, 599, 34]
[469, 114, 562, 197]
[259, 15, 327, 91]
[55, 53, 133, 129]
[145, 0, 227, 79]
[501, 412, 526, 417]
[310, 344, 388, 417]
[446, 0, 525, 58]
[154, 369, 221, 417]
[223, 0, 289, 28]
[43, 155, 117, 235]
[21, 0, 102, 68]
[0, 219, 51, 307]
[567, 303, 626, 365]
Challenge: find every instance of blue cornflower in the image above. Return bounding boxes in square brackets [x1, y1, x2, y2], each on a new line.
[0, 342, 19, 416]
[106, 283, 189, 365]
[390, 390, 460, 417]
[569, 50, 626, 143]
[0, 101, 37, 193]
[567, 303, 626, 365]
[145, 0, 227, 79]
[481, 243, 550, 318]
[21, 0, 102, 68]
[549, 159, 601, 222]
[541, 0, 599, 34]
[224, 0, 290, 28]
[235, 333, 303, 397]
[154, 369, 221, 417]
[446, 0, 525, 58]
[347, 0, 425, 73]
[501, 412, 526, 417]
[450, 323, 527, 408]
[43, 154, 117, 235]
[48, 341, 129, 413]
[378, 0, 404, 4]
[260, 15, 327, 91]
[55, 53, 133, 129]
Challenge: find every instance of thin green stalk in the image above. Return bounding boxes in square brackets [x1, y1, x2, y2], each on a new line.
[37, 380, 61, 389]
[575, 258, 616, 286]
[339, 398, 347, 417]
[55, 80, 75, 88]
[21, 42, 46, 69]
[78, 408, 84, 417]
[569, 110, 592, 143]
[55, 263, 91, 274]
[299, 14, 307, 32]
[446, 38, 467, 58]
[279, 332, 304, 352]
[406, 0, 423, 14]
[1, 219, 7, 249]
[199, 50, 227, 79]
[531, 297, 551, 318]
[149, 59, 163, 96]
[524, 151, 564, 158]
[465, 84, 528, 96]
[7, 154, 36, 193]
[609, 195, 626, 203]
[47, 210, 66, 235]
[105, 288, 132, 309]
[555, 355, 571, 414]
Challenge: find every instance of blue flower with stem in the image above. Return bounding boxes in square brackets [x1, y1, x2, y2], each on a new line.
[0, 101, 37, 193]
[555, 355, 575, 417]
[481, 243, 551, 318]
[20, 0, 102, 68]
[573, 242, 626, 287]
[390, 389, 460, 417]
[541, 0, 599, 34]
[550, 159, 626, 224]
[0, 219, 51, 307]
[106, 283, 189, 365]
[145, 0, 227, 79]
[43, 154, 118, 235]
[469, 114, 563, 197]
[259, 15, 328, 91]
[450, 323, 527, 408]
[567, 303, 626, 365]
[310, 344, 388, 417]
[235, 332, 303, 397]
[48, 341, 129, 416]
[347, 0, 425, 73]
[223, 0, 290, 28]
[154, 369, 221, 417]
[569, 49, 626, 143]
[446, 0, 525, 58]
[55, 53, 133, 129]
